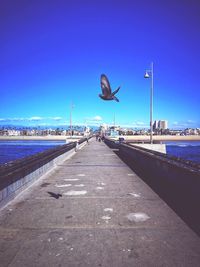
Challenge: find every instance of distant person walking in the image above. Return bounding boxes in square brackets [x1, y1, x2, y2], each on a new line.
[86, 137, 89, 144]
[75, 141, 79, 152]
[96, 133, 99, 141]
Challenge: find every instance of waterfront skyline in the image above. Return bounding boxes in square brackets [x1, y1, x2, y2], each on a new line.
[1, 0, 200, 129]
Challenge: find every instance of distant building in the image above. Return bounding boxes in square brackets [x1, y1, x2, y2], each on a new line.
[7, 130, 21, 136]
[184, 128, 199, 135]
[153, 120, 168, 131]
[158, 120, 168, 130]
[99, 124, 108, 133]
[153, 120, 159, 131]
[84, 126, 90, 136]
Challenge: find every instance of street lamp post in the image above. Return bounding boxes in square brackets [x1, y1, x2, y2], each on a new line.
[144, 62, 154, 144]
[69, 102, 74, 136]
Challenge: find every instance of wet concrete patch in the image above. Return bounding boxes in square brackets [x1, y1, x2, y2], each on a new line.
[64, 191, 87, 196]
[127, 193, 141, 198]
[104, 208, 113, 212]
[55, 184, 72, 188]
[126, 213, 150, 223]
[64, 179, 79, 182]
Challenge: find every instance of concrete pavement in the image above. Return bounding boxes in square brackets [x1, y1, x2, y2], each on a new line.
[0, 138, 200, 267]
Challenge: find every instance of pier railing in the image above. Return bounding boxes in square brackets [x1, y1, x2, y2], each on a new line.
[0, 137, 88, 207]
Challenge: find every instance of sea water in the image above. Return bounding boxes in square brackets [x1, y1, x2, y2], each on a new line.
[165, 141, 200, 164]
[0, 140, 65, 165]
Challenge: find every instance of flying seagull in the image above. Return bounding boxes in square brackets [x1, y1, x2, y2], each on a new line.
[99, 74, 120, 102]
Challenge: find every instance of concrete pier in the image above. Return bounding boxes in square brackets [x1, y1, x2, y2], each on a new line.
[0, 138, 200, 267]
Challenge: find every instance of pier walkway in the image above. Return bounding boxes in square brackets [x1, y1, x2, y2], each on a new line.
[0, 138, 200, 267]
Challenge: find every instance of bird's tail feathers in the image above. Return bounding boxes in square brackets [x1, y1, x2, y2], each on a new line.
[113, 96, 119, 102]
[111, 86, 120, 96]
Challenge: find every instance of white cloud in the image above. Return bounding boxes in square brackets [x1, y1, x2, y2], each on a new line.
[0, 117, 25, 122]
[13, 118, 26, 121]
[93, 115, 103, 121]
[36, 123, 50, 126]
[132, 121, 149, 128]
[0, 116, 59, 123]
[187, 120, 195, 124]
[83, 115, 103, 125]
[51, 117, 62, 121]
[171, 120, 199, 129]
[28, 116, 43, 121]
[135, 121, 145, 125]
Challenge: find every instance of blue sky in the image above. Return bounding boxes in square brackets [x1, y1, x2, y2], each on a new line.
[1, 0, 200, 129]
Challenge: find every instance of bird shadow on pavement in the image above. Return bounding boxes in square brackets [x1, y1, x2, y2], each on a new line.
[47, 191, 62, 199]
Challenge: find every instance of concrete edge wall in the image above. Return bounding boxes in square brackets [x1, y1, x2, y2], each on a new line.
[105, 138, 200, 234]
[120, 143, 200, 184]
[118, 143, 200, 235]
[132, 144, 166, 154]
[105, 136, 200, 191]
[0, 140, 87, 209]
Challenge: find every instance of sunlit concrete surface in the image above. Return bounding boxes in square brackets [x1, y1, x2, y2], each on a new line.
[0, 138, 200, 267]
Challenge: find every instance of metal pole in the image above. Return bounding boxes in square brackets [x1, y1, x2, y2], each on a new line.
[150, 62, 154, 144]
[70, 110, 72, 136]
[70, 103, 73, 136]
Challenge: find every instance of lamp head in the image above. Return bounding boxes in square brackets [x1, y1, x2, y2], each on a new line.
[144, 71, 150, 78]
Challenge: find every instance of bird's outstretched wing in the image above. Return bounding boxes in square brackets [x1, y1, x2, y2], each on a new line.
[101, 74, 111, 96]
[111, 86, 120, 96]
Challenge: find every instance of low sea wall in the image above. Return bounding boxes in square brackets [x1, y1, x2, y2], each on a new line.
[1, 135, 200, 141]
[0, 135, 84, 141]
[130, 143, 166, 153]
[107, 135, 200, 141]
[0, 138, 87, 208]
[105, 138, 200, 235]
